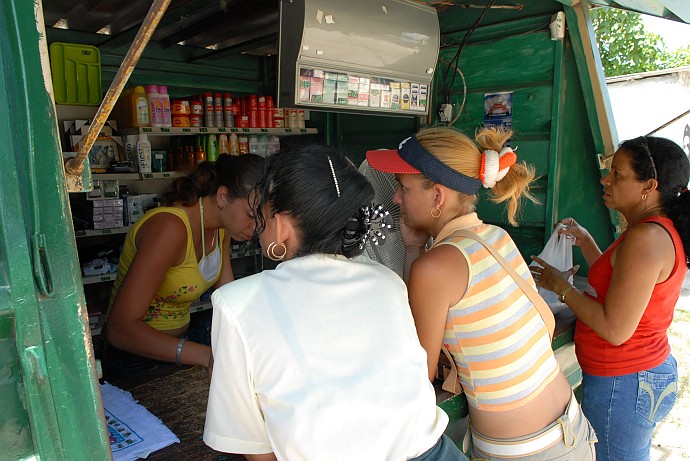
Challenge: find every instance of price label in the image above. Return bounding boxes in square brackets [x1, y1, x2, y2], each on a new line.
[161, 127, 171, 133]
[199, 127, 208, 133]
[142, 127, 153, 133]
[218, 128, 226, 133]
[143, 173, 153, 179]
[182, 128, 191, 133]
[260, 128, 268, 132]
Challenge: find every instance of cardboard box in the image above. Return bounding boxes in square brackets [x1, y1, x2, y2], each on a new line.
[358, 77, 370, 107]
[380, 84, 391, 108]
[369, 83, 381, 108]
[310, 70, 324, 103]
[418, 84, 428, 112]
[336, 74, 349, 105]
[323, 72, 338, 104]
[400, 82, 411, 110]
[410, 83, 420, 111]
[347, 76, 360, 106]
[71, 134, 123, 172]
[298, 75, 311, 102]
[390, 82, 401, 110]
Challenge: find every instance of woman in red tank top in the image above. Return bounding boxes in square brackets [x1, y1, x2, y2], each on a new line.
[532, 135, 690, 461]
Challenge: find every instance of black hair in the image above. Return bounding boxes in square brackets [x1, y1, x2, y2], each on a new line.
[161, 154, 264, 206]
[620, 136, 690, 267]
[255, 144, 375, 258]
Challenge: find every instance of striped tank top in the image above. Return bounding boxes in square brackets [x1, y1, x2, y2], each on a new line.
[438, 222, 560, 412]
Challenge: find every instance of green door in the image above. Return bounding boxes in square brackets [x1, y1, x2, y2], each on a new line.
[0, 1, 111, 459]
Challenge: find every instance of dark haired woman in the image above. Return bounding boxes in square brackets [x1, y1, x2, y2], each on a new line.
[203, 146, 466, 461]
[103, 154, 264, 377]
[533, 136, 690, 461]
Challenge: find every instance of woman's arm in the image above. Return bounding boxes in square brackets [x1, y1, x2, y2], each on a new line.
[558, 218, 602, 267]
[104, 213, 211, 367]
[535, 223, 674, 345]
[407, 246, 468, 381]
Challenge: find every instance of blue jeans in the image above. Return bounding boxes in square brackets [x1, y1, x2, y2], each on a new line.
[582, 354, 678, 461]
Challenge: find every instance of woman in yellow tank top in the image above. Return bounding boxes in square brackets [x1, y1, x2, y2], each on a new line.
[367, 127, 596, 460]
[103, 154, 264, 379]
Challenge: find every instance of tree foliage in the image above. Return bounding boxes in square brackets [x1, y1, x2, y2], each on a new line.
[591, 8, 690, 77]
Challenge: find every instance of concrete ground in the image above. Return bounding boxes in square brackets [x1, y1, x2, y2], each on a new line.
[651, 274, 690, 460]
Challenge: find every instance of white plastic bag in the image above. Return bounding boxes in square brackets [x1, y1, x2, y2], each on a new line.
[530, 223, 573, 304]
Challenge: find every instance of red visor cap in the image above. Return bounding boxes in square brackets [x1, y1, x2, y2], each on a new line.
[366, 148, 421, 174]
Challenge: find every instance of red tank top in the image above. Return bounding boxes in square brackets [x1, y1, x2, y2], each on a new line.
[575, 216, 687, 376]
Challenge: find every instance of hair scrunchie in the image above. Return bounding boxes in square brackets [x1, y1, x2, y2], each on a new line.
[480, 147, 517, 189]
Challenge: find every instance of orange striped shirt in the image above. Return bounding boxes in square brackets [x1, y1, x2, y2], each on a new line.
[439, 224, 560, 411]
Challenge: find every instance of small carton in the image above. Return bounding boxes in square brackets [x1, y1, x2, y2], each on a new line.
[410, 83, 420, 111]
[102, 180, 119, 198]
[358, 77, 370, 107]
[336, 74, 349, 105]
[369, 83, 381, 108]
[298, 74, 311, 102]
[348, 76, 360, 106]
[418, 84, 428, 112]
[400, 82, 411, 110]
[380, 84, 391, 109]
[323, 72, 338, 104]
[310, 70, 324, 103]
[390, 82, 401, 110]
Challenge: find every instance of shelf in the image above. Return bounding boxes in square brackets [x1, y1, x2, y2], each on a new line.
[92, 172, 183, 181]
[83, 273, 118, 285]
[75, 227, 130, 238]
[120, 126, 318, 136]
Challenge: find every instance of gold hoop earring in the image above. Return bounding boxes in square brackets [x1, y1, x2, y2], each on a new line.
[267, 242, 287, 261]
[430, 206, 441, 219]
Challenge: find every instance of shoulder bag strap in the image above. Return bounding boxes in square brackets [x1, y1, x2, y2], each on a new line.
[447, 230, 555, 339]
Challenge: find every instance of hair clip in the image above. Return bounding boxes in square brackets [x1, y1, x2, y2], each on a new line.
[342, 204, 392, 251]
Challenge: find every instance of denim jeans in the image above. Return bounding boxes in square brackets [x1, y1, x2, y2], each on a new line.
[410, 434, 468, 461]
[582, 354, 678, 461]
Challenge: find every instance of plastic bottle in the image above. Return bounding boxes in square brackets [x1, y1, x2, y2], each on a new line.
[125, 135, 139, 171]
[131, 86, 150, 127]
[137, 134, 152, 173]
[223, 93, 234, 128]
[204, 92, 215, 127]
[214, 93, 224, 128]
[206, 135, 219, 162]
[218, 133, 229, 155]
[146, 85, 163, 127]
[158, 85, 172, 127]
[195, 145, 207, 164]
[229, 133, 239, 156]
[238, 135, 250, 155]
[186, 145, 196, 168]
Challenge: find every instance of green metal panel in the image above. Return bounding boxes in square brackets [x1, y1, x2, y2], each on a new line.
[0, 0, 111, 459]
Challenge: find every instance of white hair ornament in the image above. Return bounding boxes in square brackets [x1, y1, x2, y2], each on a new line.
[480, 146, 517, 188]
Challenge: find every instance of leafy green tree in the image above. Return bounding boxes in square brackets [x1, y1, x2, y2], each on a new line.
[591, 8, 690, 77]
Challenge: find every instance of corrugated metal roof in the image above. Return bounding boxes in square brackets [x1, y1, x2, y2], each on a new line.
[588, 0, 690, 23]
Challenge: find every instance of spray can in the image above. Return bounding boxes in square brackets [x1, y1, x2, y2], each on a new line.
[204, 92, 215, 127]
[223, 93, 234, 128]
[214, 93, 224, 128]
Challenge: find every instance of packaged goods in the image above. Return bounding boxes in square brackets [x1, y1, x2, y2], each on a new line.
[146, 85, 163, 127]
[214, 93, 224, 127]
[347, 76, 360, 105]
[158, 86, 172, 127]
[400, 82, 411, 110]
[137, 134, 152, 173]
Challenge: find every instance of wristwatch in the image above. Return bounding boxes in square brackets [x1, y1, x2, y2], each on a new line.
[558, 285, 575, 303]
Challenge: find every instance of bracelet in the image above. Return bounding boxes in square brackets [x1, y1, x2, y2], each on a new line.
[558, 285, 575, 303]
[175, 338, 187, 366]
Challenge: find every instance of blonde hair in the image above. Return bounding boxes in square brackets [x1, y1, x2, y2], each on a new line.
[415, 126, 538, 226]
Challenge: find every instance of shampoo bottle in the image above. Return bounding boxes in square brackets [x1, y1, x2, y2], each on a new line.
[137, 133, 152, 173]
[158, 85, 172, 127]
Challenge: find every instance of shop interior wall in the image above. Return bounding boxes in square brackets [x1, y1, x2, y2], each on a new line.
[429, 4, 613, 266]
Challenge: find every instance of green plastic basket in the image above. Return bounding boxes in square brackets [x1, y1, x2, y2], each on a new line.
[50, 42, 102, 106]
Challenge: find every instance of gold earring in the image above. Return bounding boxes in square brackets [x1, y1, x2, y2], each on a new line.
[430, 206, 441, 219]
[642, 194, 648, 201]
[267, 242, 287, 261]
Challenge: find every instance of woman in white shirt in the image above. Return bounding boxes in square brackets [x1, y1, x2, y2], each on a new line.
[204, 145, 466, 461]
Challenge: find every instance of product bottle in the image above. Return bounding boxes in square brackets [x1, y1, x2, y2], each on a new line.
[204, 92, 215, 127]
[131, 86, 150, 127]
[229, 133, 240, 156]
[187, 145, 196, 168]
[125, 134, 140, 171]
[195, 145, 207, 164]
[238, 135, 250, 155]
[146, 85, 163, 127]
[158, 85, 172, 127]
[223, 93, 234, 128]
[218, 133, 229, 155]
[206, 135, 219, 162]
[214, 93, 224, 128]
[137, 134, 152, 173]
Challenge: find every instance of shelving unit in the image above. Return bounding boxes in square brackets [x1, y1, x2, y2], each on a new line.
[120, 126, 318, 137]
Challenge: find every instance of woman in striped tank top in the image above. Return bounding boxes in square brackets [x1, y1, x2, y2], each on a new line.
[367, 126, 596, 460]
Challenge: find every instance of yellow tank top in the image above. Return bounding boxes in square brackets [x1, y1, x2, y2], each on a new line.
[109, 207, 225, 331]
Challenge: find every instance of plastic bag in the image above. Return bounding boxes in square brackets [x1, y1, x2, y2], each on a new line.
[530, 223, 573, 304]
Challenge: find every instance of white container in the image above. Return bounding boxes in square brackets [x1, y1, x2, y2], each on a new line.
[137, 133, 152, 173]
[214, 93, 224, 128]
[204, 93, 215, 127]
[158, 85, 172, 127]
[124, 134, 139, 171]
[146, 85, 163, 127]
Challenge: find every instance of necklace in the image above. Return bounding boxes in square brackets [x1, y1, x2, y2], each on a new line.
[198, 197, 216, 256]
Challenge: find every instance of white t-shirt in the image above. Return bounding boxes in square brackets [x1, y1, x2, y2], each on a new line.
[204, 254, 448, 461]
